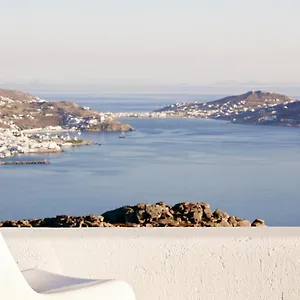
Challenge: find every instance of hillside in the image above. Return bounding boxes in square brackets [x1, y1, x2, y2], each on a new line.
[0, 89, 134, 131]
[203, 90, 292, 108]
[232, 100, 300, 126]
[0, 89, 38, 101]
[155, 90, 300, 127]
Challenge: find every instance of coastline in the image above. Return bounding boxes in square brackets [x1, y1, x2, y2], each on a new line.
[2, 113, 299, 160]
[0, 128, 97, 159]
[112, 112, 300, 128]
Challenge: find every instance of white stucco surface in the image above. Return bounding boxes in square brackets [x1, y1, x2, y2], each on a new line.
[1, 228, 300, 300]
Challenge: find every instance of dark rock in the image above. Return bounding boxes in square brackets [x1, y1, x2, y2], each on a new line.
[172, 202, 187, 213]
[213, 209, 230, 221]
[213, 209, 223, 219]
[102, 206, 137, 224]
[227, 216, 238, 227]
[136, 210, 147, 223]
[1, 220, 17, 227]
[251, 219, 265, 227]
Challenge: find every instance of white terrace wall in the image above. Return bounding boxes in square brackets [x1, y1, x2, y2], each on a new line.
[1, 228, 300, 300]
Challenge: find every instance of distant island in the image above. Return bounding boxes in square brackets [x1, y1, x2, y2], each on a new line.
[0, 201, 265, 228]
[154, 90, 300, 127]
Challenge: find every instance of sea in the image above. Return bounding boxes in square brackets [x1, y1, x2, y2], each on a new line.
[1, 92, 300, 226]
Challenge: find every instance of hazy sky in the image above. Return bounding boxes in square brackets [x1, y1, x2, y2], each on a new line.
[1, 0, 300, 85]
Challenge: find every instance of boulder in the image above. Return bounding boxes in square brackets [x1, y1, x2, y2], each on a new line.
[251, 219, 266, 227]
[102, 206, 137, 224]
[236, 219, 251, 227]
[227, 216, 238, 227]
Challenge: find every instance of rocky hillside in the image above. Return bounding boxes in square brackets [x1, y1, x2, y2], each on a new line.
[155, 90, 300, 126]
[0, 89, 134, 131]
[204, 90, 293, 108]
[0, 201, 265, 227]
[0, 89, 38, 101]
[231, 99, 300, 126]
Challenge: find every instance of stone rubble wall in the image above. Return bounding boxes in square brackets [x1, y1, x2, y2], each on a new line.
[0, 202, 265, 227]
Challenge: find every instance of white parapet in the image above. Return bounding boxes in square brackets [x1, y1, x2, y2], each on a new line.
[1, 228, 300, 300]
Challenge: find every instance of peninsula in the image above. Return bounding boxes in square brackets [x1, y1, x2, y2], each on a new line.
[0, 88, 134, 132]
[0, 88, 134, 158]
[154, 90, 300, 127]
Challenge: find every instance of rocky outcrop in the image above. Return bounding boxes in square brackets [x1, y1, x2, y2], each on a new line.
[102, 202, 265, 227]
[87, 120, 134, 132]
[0, 202, 266, 227]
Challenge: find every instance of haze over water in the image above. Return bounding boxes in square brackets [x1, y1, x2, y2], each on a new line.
[0, 93, 299, 226]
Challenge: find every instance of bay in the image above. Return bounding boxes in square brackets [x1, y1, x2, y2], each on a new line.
[0, 93, 299, 226]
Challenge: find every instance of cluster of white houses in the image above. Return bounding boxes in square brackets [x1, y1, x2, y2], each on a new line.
[63, 113, 110, 131]
[157, 97, 297, 120]
[0, 129, 62, 158]
[0, 94, 112, 132]
[103, 95, 298, 121]
[105, 111, 168, 119]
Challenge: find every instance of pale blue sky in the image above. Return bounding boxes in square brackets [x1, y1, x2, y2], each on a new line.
[1, 0, 300, 85]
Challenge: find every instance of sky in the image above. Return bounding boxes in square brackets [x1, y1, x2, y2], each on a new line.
[1, 0, 300, 86]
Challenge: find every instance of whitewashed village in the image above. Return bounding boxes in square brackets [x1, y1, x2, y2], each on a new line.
[0, 90, 132, 159]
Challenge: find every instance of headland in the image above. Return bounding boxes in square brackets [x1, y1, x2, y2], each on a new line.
[153, 90, 300, 127]
[0, 88, 133, 158]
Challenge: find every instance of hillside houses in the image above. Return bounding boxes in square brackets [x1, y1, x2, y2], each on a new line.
[63, 113, 108, 131]
[154, 91, 299, 125]
[0, 129, 61, 158]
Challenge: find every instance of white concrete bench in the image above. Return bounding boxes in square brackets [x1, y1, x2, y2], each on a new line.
[0, 233, 136, 300]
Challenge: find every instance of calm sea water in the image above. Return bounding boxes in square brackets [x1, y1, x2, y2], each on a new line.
[0, 93, 299, 226]
[37, 92, 223, 112]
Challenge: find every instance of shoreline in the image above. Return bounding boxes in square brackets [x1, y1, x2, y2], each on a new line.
[115, 114, 300, 128]
[2, 114, 299, 160]
[0, 126, 101, 159]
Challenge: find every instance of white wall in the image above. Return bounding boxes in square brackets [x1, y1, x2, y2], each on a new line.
[1, 228, 300, 300]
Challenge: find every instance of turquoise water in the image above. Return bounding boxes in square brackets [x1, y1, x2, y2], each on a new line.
[0, 93, 299, 225]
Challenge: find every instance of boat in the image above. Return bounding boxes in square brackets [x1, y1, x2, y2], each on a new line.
[119, 131, 126, 138]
